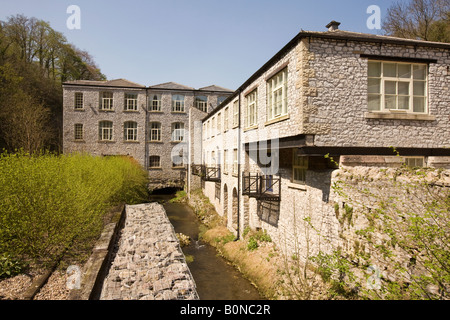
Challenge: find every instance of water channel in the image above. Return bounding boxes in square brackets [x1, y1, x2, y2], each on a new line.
[149, 190, 262, 300]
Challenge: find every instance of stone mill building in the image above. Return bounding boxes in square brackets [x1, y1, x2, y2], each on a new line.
[63, 21, 450, 262]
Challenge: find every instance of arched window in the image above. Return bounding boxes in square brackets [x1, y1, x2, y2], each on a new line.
[99, 121, 113, 141]
[149, 122, 161, 142]
[171, 122, 185, 142]
[124, 121, 138, 141]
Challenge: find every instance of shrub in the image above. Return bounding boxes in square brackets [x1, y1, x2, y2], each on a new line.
[0, 151, 148, 270]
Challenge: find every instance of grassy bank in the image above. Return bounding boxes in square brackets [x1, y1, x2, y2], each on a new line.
[0, 151, 149, 277]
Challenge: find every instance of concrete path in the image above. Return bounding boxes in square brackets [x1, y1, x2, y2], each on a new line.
[99, 203, 198, 300]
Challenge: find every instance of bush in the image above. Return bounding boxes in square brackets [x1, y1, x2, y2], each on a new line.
[0, 253, 26, 279]
[0, 151, 148, 269]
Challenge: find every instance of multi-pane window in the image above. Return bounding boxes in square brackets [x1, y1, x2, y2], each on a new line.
[233, 100, 239, 128]
[368, 61, 427, 113]
[100, 92, 113, 110]
[149, 94, 161, 112]
[124, 93, 138, 111]
[172, 94, 185, 112]
[292, 151, 308, 184]
[267, 68, 288, 120]
[74, 123, 83, 140]
[149, 122, 161, 142]
[224, 106, 229, 131]
[149, 156, 161, 168]
[172, 150, 184, 168]
[217, 112, 221, 133]
[195, 96, 208, 112]
[171, 122, 185, 142]
[211, 116, 216, 137]
[246, 89, 257, 127]
[124, 121, 138, 141]
[224, 150, 228, 173]
[75, 92, 84, 109]
[404, 157, 425, 168]
[233, 148, 238, 175]
[99, 121, 113, 141]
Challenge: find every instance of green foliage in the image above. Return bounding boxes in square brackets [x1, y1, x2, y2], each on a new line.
[247, 237, 259, 251]
[169, 190, 187, 203]
[0, 151, 148, 270]
[0, 253, 26, 279]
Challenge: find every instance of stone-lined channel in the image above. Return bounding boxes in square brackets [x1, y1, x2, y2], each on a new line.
[150, 191, 262, 300]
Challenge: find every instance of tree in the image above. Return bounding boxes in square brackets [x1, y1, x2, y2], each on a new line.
[383, 0, 450, 42]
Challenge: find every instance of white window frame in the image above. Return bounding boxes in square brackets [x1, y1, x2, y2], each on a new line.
[124, 93, 138, 111]
[75, 92, 84, 109]
[99, 121, 113, 141]
[368, 60, 428, 113]
[100, 92, 113, 110]
[232, 100, 239, 128]
[246, 89, 257, 128]
[149, 122, 161, 142]
[267, 67, 288, 121]
[224, 106, 229, 131]
[172, 94, 185, 112]
[224, 149, 228, 174]
[217, 112, 221, 134]
[233, 148, 238, 175]
[172, 122, 185, 142]
[124, 121, 138, 141]
[149, 94, 161, 112]
[195, 96, 208, 112]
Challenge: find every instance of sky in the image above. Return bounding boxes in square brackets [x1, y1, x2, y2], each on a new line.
[0, 0, 400, 90]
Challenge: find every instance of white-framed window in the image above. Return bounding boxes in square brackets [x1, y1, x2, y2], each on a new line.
[195, 96, 208, 112]
[233, 149, 238, 175]
[124, 93, 138, 111]
[149, 122, 161, 142]
[224, 106, 229, 131]
[124, 121, 138, 141]
[99, 121, 113, 141]
[149, 156, 160, 168]
[292, 150, 308, 185]
[74, 123, 83, 140]
[75, 92, 84, 109]
[368, 61, 428, 113]
[211, 116, 216, 137]
[171, 122, 185, 142]
[172, 94, 185, 112]
[224, 149, 228, 173]
[217, 112, 221, 133]
[149, 94, 161, 112]
[404, 156, 425, 168]
[172, 149, 184, 168]
[100, 92, 113, 110]
[233, 100, 239, 128]
[246, 89, 257, 128]
[267, 67, 288, 121]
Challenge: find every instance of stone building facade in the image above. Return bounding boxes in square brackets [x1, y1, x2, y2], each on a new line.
[198, 21, 450, 262]
[62, 79, 232, 190]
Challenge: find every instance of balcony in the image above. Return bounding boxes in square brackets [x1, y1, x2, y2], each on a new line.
[242, 173, 280, 201]
[190, 164, 221, 182]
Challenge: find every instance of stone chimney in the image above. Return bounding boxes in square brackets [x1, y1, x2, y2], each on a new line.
[326, 20, 341, 31]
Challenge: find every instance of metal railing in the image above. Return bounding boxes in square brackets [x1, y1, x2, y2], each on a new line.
[242, 172, 280, 201]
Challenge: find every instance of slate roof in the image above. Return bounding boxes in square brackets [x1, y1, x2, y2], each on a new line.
[63, 78, 146, 88]
[148, 82, 195, 91]
[198, 85, 233, 93]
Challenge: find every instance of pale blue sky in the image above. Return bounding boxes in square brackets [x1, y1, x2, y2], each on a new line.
[0, 0, 398, 90]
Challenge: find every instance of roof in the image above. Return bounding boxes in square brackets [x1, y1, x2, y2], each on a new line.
[63, 78, 146, 88]
[202, 26, 450, 122]
[148, 82, 195, 91]
[198, 85, 233, 93]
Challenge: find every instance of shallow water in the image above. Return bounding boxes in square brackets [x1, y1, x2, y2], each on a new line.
[150, 193, 262, 300]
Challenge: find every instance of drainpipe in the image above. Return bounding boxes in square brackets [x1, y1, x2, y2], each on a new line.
[235, 89, 242, 241]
